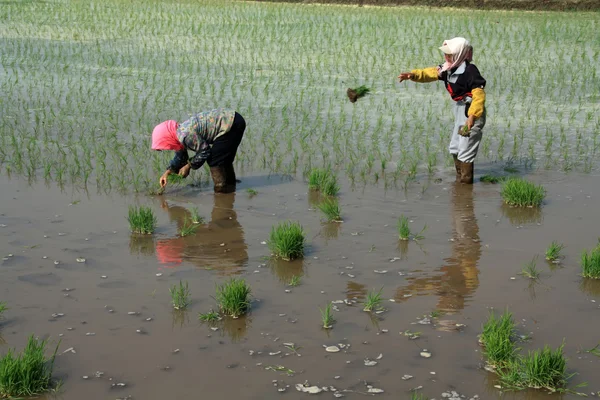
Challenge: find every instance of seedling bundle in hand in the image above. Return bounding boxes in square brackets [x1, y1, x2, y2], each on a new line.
[346, 85, 370, 103]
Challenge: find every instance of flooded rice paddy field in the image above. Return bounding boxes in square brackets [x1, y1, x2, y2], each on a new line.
[2, 169, 600, 399]
[2, 0, 600, 399]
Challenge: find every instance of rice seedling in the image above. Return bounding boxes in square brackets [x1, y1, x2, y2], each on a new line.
[497, 343, 570, 392]
[247, 188, 258, 196]
[520, 257, 540, 279]
[346, 85, 370, 103]
[127, 206, 157, 234]
[397, 215, 426, 241]
[0, 302, 6, 319]
[190, 207, 204, 224]
[198, 309, 220, 323]
[411, 392, 429, 400]
[501, 178, 546, 207]
[268, 221, 305, 261]
[317, 198, 342, 222]
[322, 176, 340, 197]
[179, 218, 198, 237]
[545, 241, 564, 262]
[169, 280, 191, 310]
[0, 335, 59, 398]
[480, 310, 517, 368]
[320, 303, 334, 329]
[288, 275, 301, 287]
[363, 287, 384, 312]
[480, 174, 507, 184]
[581, 245, 600, 279]
[167, 173, 185, 185]
[308, 168, 331, 190]
[215, 278, 251, 318]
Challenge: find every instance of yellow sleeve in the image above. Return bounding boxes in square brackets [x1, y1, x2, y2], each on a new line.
[410, 67, 439, 83]
[468, 88, 486, 118]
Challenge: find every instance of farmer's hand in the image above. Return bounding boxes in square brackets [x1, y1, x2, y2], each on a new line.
[179, 163, 191, 178]
[160, 170, 171, 188]
[398, 72, 412, 82]
[466, 115, 476, 131]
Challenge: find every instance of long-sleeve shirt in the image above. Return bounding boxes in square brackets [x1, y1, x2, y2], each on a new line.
[409, 62, 486, 118]
[168, 108, 236, 172]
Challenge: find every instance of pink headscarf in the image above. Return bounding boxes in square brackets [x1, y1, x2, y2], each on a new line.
[151, 120, 184, 151]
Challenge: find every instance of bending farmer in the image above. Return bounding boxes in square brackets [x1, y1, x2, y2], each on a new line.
[151, 108, 246, 193]
[398, 37, 486, 184]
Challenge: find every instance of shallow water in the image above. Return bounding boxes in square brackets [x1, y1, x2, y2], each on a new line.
[2, 166, 600, 399]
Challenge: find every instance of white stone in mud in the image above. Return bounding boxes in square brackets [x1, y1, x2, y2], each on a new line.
[295, 384, 322, 394]
[367, 388, 384, 394]
[420, 351, 432, 358]
[325, 346, 340, 353]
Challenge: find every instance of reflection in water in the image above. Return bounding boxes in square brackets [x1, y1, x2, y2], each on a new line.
[129, 234, 156, 256]
[171, 310, 190, 330]
[151, 194, 248, 275]
[269, 258, 305, 284]
[395, 184, 481, 314]
[346, 281, 367, 301]
[579, 279, 600, 297]
[320, 222, 341, 240]
[200, 316, 251, 343]
[500, 203, 543, 226]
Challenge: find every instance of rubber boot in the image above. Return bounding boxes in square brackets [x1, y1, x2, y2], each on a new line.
[452, 154, 461, 182]
[224, 164, 238, 193]
[210, 166, 228, 193]
[459, 161, 474, 185]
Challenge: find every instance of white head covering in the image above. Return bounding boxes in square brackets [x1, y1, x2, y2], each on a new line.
[438, 37, 473, 74]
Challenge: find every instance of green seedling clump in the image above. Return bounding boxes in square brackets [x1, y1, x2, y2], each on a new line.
[179, 218, 198, 237]
[190, 207, 204, 224]
[347, 85, 370, 103]
[268, 221, 305, 261]
[198, 309, 220, 323]
[397, 215, 426, 241]
[363, 287, 383, 312]
[581, 245, 600, 279]
[216, 278, 251, 318]
[308, 168, 338, 196]
[0, 335, 59, 398]
[318, 198, 342, 222]
[127, 206, 157, 234]
[288, 275, 301, 287]
[501, 178, 546, 207]
[247, 188, 258, 196]
[170, 280, 191, 310]
[480, 174, 507, 184]
[481, 310, 517, 368]
[545, 241, 564, 262]
[320, 303, 334, 329]
[0, 302, 6, 319]
[520, 257, 540, 279]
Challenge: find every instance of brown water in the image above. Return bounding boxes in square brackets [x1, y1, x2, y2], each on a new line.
[1, 168, 600, 400]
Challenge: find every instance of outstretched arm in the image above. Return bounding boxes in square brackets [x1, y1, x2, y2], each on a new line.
[398, 67, 439, 83]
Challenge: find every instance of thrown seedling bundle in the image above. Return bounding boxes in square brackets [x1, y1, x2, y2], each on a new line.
[346, 85, 370, 103]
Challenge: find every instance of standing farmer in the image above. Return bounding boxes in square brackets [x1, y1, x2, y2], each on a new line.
[151, 108, 246, 193]
[398, 37, 486, 184]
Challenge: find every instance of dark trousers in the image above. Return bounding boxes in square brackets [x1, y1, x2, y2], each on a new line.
[207, 112, 246, 167]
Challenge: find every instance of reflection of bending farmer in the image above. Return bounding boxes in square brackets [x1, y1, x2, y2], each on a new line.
[398, 37, 486, 184]
[151, 108, 246, 193]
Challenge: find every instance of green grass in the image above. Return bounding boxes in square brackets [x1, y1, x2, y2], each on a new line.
[397, 215, 426, 241]
[545, 241, 564, 261]
[308, 168, 338, 196]
[481, 310, 517, 368]
[581, 245, 600, 279]
[0, 302, 6, 319]
[288, 275, 301, 287]
[501, 178, 546, 207]
[317, 198, 342, 222]
[480, 174, 507, 184]
[321, 176, 340, 196]
[127, 206, 157, 234]
[247, 188, 258, 196]
[320, 303, 334, 329]
[198, 309, 220, 323]
[411, 393, 429, 400]
[363, 287, 383, 312]
[169, 280, 191, 310]
[0, 335, 59, 398]
[216, 278, 251, 318]
[179, 218, 198, 237]
[268, 221, 305, 261]
[190, 207, 204, 224]
[498, 344, 569, 392]
[521, 257, 540, 279]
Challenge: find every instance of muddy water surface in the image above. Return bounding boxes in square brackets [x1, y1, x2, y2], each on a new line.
[1, 168, 600, 400]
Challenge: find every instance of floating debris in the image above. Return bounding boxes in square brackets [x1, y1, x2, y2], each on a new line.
[402, 375, 413, 380]
[364, 359, 378, 366]
[269, 351, 282, 356]
[325, 346, 340, 353]
[156, 273, 163, 277]
[373, 270, 388, 274]
[85, 332, 96, 336]
[54, 261, 60, 265]
[62, 347, 76, 354]
[295, 384, 322, 394]
[76, 258, 86, 263]
[127, 312, 138, 315]
[101, 275, 107, 279]
[367, 387, 384, 394]
[376, 353, 383, 360]
[420, 350, 432, 358]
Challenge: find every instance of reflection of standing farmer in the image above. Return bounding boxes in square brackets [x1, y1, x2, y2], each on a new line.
[151, 108, 246, 193]
[398, 37, 486, 184]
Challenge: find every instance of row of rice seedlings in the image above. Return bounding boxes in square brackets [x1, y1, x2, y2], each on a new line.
[308, 168, 339, 196]
[398, 215, 426, 241]
[0, 335, 59, 398]
[198, 278, 252, 320]
[480, 310, 571, 392]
